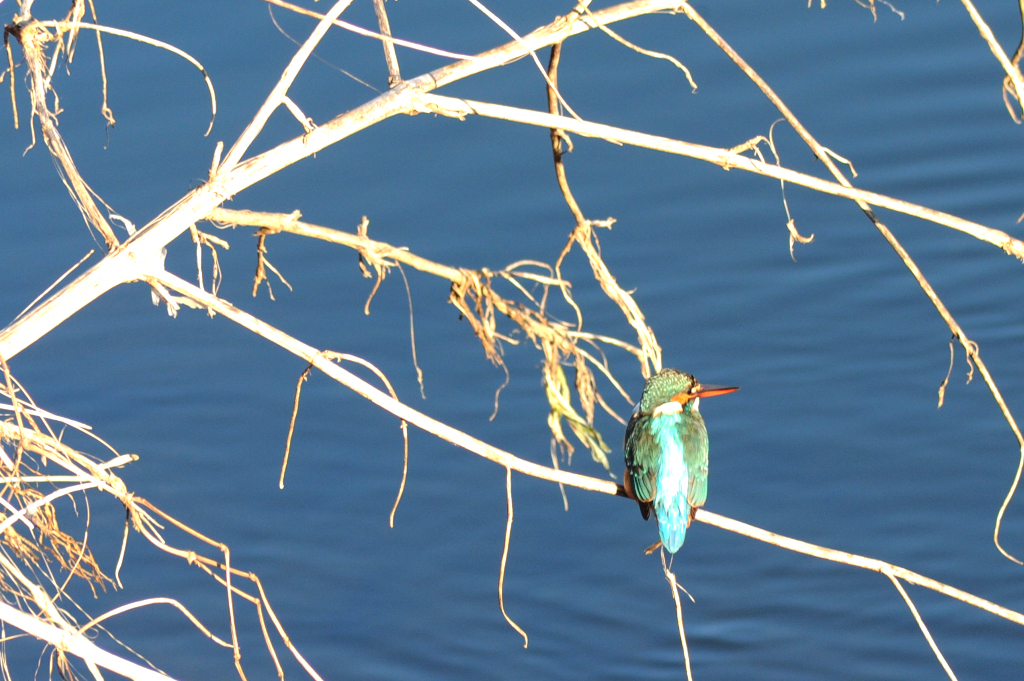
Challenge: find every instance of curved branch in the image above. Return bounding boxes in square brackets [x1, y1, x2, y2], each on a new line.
[78, 597, 231, 647]
[36, 20, 218, 136]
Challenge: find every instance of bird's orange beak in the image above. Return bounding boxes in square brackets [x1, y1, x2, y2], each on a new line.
[696, 385, 739, 398]
[670, 385, 739, 404]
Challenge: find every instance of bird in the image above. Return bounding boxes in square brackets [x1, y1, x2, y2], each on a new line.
[623, 368, 737, 554]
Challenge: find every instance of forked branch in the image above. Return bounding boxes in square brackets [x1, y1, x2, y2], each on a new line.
[0, 0, 688, 362]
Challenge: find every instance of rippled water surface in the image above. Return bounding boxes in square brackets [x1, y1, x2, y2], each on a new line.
[2, 1, 1024, 679]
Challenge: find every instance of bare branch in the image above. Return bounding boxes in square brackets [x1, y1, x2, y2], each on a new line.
[412, 93, 1024, 261]
[371, 0, 401, 86]
[0, 601, 177, 681]
[958, 0, 1024, 117]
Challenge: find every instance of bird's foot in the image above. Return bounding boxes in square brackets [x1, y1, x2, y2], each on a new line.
[644, 540, 662, 555]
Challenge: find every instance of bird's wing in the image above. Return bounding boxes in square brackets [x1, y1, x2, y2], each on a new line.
[624, 412, 658, 504]
[681, 413, 710, 509]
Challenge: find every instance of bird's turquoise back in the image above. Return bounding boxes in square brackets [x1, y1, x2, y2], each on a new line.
[648, 408, 708, 553]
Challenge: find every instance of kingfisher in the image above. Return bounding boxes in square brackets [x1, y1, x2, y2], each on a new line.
[624, 369, 738, 554]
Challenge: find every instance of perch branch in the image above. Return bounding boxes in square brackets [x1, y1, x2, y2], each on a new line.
[697, 509, 1024, 627]
[142, 269, 1024, 632]
[148, 269, 617, 494]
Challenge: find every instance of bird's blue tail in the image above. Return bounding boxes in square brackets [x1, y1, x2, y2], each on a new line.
[656, 498, 688, 554]
[651, 416, 691, 554]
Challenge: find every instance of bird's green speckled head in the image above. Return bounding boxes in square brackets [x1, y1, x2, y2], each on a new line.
[639, 369, 698, 413]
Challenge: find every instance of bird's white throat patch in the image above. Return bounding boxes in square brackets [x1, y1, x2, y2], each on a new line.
[651, 397, 700, 417]
[652, 401, 683, 417]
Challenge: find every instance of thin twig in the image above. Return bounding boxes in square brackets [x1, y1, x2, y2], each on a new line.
[371, 0, 401, 86]
[464, 0, 581, 122]
[499, 466, 528, 647]
[264, 0, 476, 62]
[12, 250, 94, 323]
[584, 4, 697, 91]
[78, 597, 231, 646]
[280, 366, 312, 489]
[662, 551, 692, 681]
[958, 0, 1024, 117]
[547, 41, 588, 335]
[389, 420, 409, 529]
[396, 264, 425, 399]
[884, 571, 959, 681]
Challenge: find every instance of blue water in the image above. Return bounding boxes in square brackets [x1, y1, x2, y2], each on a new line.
[2, 0, 1024, 678]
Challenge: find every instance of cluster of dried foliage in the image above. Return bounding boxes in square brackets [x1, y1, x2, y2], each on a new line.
[1, 0, 1023, 679]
